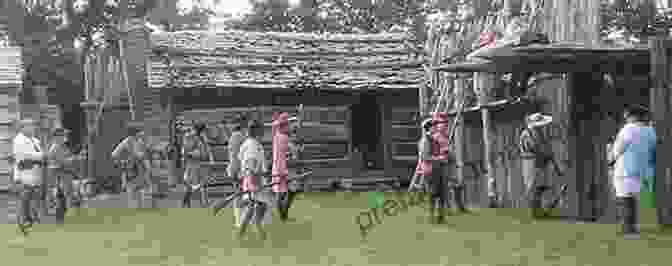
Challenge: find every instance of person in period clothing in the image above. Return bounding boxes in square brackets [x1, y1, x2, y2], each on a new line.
[111, 121, 153, 195]
[180, 122, 214, 207]
[519, 113, 567, 218]
[609, 105, 655, 238]
[409, 118, 434, 192]
[237, 119, 272, 240]
[271, 112, 299, 222]
[226, 114, 248, 227]
[13, 118, 47, 224]
[47, 127, 78, 208]
[429, 112, 457, 224]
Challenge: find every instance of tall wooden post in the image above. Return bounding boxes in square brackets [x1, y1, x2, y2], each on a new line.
[542, 0, 601, 220]
[474, 72, 498, 207]
[650, 37, 672, 228]
[33, 85, 49, 217]
[166, 92, 179, 188]
[381, 91, 393, 177]
[453, 76, 466, 204]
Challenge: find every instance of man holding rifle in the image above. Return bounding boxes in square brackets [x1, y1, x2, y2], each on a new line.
[271, 112, 300, 222]
[236, 119, 271, 239]
[429, 112, 463, 224]
[519, 113, 567, 219]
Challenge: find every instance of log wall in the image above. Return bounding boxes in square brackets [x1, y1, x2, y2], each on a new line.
[0, 47, 21, 189]
[178, 105, 352, 181]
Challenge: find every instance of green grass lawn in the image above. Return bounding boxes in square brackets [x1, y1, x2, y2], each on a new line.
[2, 192, 671, 266]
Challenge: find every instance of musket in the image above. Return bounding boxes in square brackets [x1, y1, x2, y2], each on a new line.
[295, 104, 309, 191]
[211, 170, 313, 216]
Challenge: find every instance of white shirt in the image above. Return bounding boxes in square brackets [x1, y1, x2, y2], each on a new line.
[238, 137, 267, 176]
[12, 132, 44, 186]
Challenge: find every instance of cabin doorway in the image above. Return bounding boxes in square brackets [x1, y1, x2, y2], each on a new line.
[350, 92, 383, 170]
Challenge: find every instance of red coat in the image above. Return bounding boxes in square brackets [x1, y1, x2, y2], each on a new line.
[271, 112, 291, 193]
[432, 112, 452, 161]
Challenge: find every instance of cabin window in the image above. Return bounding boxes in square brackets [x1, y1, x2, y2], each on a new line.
[350, 92, 384, 170]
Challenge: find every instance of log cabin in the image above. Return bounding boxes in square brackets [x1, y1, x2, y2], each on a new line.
[144, 30, 425, 188]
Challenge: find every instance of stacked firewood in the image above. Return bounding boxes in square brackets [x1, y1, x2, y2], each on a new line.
[148, 31, 425, 90]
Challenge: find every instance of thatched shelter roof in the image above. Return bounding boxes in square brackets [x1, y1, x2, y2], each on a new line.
[434, 42, 650, 75]
[148, 31, 425, 91]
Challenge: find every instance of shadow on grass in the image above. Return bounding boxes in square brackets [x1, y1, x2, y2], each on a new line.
[640, 225, 672, 237]
[58, 208, 176, 231]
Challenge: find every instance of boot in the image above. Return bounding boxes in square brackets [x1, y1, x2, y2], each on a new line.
[435, 200, 447, 224]
[453, 184, 468, 212]
[529, 187, 544, 218]
[546, 185, 568, 210]
[622, 196, 639, 238]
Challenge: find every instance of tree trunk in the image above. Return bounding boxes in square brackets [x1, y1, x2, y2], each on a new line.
[474, 72, 498, 207]
[650, 38, 672, 228]
[300, 0, 317, 32]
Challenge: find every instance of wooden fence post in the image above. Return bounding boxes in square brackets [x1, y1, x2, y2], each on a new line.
[454, 76, 466, 205]
[650, 37, 672, 228]
[474, 72, 498, 207]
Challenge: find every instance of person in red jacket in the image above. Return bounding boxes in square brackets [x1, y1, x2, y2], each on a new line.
[271, 112, 298, 222]
[429, 112, 463, 223]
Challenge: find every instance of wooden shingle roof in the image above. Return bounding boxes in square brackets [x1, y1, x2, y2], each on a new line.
[148, 31, 425, 90]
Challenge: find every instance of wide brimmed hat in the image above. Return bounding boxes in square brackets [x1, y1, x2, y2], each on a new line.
[247, 119, 263, 131]
[193, 122, 207, 132]
[421, 118, 433, 132]
[17, 118, 38, 127]
[624, 104, 650, 118]
[526, 113, 553, 127]
[271, 112, 298, 126]
[51, 127, 71, 136]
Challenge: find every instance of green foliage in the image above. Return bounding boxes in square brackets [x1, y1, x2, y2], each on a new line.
[228, 0, 429, 34]
[147, 0, 215, 31]
[600, 1, 672, 38]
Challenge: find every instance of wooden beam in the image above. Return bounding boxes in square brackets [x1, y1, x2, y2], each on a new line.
[166, 94, 179, 187]
[152, 46, 417, 58]
[161, 61, 426, 71]
[474, 72, 498, 207]
[650, 37, 672, 227]
[381, 91, 393, 177]
[454, 77, 466, 204]
[434, 57, 650, 75]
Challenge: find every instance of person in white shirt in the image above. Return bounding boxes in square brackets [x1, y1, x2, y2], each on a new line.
[609, 105, 655, 238]
[226, 114, 247, 227]
[13, 118, 47, 224]
[237, 119, 272, 240]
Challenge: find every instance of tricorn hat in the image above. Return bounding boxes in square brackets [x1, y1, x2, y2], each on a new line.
[526, 113, 553, 128]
